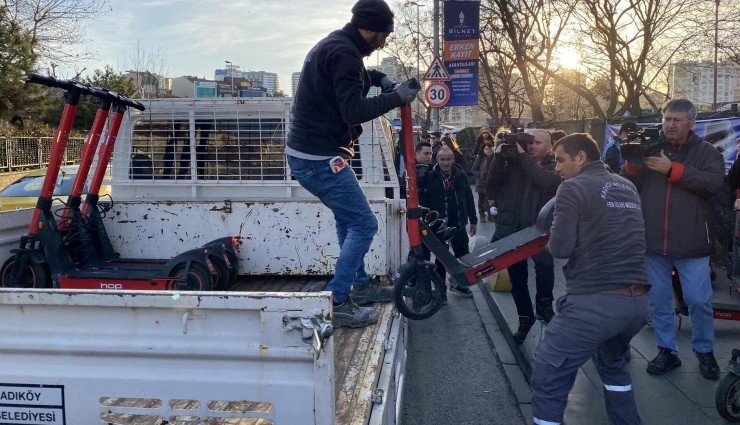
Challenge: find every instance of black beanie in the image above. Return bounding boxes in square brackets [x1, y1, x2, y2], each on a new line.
[351, 0, 394, 33]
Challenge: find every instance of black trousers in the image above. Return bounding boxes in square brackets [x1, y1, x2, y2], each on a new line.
[506, 250, 555, 317]
[434, 227, 470, 282]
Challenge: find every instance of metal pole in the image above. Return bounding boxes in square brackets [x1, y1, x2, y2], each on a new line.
[408, 2, 425, 128]
[713, 0, 719, 111]
[432, 0, 440, 132]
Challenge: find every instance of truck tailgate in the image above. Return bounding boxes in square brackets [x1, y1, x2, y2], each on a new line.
[0, 288, 336, 424]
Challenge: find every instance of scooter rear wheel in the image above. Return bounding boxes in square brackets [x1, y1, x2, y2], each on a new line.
[716, 372, 740, 422]
[0, 255, 49, 288]
[169, 262, 214, 291]
[223, 249, 239, 285]
[207, 255, 230, 291]
[393, 266, 444, 320]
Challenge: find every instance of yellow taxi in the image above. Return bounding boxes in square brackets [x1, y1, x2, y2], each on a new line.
[0, 165, 112, 211]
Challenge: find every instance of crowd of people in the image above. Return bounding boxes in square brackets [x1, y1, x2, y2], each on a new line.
[289, 2, 733, 424]
[406, 98, 731, 425]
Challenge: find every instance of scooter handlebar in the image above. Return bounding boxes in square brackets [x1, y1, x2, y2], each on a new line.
[97, 88, 146, 111]
[26, 73, 145, 111]
[27, 73, 106, 97]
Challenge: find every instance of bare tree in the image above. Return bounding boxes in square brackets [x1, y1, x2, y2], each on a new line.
[118, 36, 171, 98]
[3, 0, 109, 66]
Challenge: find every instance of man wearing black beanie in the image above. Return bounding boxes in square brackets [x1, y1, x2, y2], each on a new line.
[286, 0, 420, 328]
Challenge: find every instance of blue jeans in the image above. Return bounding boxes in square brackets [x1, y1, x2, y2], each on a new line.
[645, 254, 715, 354]
[287, 156, 378, 303]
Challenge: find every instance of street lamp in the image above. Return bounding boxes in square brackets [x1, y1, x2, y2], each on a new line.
[407, 1, 425, 128]
[224, 60, 235, 97]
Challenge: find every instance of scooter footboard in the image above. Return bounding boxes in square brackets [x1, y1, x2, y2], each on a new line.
[458, 226, 549, 283]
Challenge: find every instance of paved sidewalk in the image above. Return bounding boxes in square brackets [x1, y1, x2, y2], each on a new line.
[480, 257, 740, 424]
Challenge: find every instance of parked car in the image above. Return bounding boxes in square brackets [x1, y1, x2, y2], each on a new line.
[0, 165, 111, 211]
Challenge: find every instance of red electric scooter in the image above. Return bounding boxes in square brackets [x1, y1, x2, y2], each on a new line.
[58, 85, 238, 289]
[392, 81, 554, 319]
[0, 74, 236, 291]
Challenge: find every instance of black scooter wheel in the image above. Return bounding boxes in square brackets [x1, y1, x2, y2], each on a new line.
[169, 262, 214, 291]
[207, 254, 230, 290]
[393, 266, 444, 320]
[0, 255, 49, 288]
[715, 372, 740, 422]
[223, 249, 239, 285]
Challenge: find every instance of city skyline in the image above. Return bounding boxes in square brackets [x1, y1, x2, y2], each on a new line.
[62, 0, 388, 91]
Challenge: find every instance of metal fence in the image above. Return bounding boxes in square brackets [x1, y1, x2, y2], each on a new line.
[0, 137, 84, 172]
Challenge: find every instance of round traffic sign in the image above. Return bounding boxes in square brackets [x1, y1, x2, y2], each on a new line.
[424, 82, 449, 108]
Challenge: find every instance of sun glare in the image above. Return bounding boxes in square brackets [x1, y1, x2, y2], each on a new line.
[554, 46, 581, 70]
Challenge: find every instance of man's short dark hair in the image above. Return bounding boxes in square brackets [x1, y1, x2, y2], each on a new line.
[420, 133, 431, 140]
[430, 131, 441, 138]
[415, 141, 432, 152]
[550, 129, 567, 143]
[619, 121, 638, 134]
[662, 98, 697, 122]
[553, 133, 601, 162]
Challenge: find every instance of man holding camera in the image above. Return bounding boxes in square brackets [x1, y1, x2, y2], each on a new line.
[622, 99, 725, 380]
[603, 121, 637, 174]
[485, 129, 562, 343]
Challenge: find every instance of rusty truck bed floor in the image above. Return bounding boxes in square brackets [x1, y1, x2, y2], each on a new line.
[230, 275, 394, 425]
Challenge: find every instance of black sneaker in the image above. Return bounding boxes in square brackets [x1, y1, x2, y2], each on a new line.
[512, 315, 535, 344]
[332, 301, 378, 328]
[449, 278, 473, 298]
[695, 351, 720, 380]
[351, 282, 394, 306]
[646, 347, 681, 375]
[535, 298, 555, 323]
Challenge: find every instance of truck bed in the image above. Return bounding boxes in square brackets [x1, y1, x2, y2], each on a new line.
[230, 276, 399, 425]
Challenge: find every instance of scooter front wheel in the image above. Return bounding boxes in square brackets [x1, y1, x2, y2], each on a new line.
[0, 255, 49, 288]
[716, 372, 740, 422]
[393, 264, 444, 320]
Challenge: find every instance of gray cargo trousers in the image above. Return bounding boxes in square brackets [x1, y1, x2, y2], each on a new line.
[530, 291, 649, 425]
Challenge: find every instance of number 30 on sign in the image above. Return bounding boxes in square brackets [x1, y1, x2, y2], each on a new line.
[424, 82, 449, 108]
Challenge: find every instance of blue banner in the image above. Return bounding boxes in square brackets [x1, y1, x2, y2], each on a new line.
[443, 1, 480, 107]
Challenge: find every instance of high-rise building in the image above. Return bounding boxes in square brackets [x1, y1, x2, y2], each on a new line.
[291, 72, 301, 97]
[215, 68, 281, 95]
[670, 60, 740, 110]
[367, 57, 419, 122]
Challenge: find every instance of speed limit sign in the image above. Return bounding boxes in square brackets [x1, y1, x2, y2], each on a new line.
[424, 82, 449, 107]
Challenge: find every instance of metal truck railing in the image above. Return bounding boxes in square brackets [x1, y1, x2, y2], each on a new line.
[111, 98, 401, 201]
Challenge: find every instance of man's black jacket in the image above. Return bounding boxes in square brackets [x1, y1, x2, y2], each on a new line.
[485, 152, 562, 238]
[421, 163, 477, 227]
[287, 23, 403, 158]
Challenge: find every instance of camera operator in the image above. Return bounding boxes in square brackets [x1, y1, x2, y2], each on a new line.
[485, 129, 562, 343]
[602, 121, 637, 174]
[622, 98, 725, 380]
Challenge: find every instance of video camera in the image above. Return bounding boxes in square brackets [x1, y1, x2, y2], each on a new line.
[620, 127, 664, 163]
[498, 127, 535, 159]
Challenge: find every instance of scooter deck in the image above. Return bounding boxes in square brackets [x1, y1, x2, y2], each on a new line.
[459, 225, 548, 269]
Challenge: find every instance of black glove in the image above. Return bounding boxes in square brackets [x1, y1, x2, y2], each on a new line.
[380, 76, 397, 93]
[395, 78, 421, 104]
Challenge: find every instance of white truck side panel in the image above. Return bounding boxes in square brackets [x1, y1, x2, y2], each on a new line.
[0, 289, 335, 424]
[102, 199, 405, 276]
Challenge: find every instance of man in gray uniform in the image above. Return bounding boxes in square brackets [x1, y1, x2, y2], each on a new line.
[530, 133, 649, 425]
